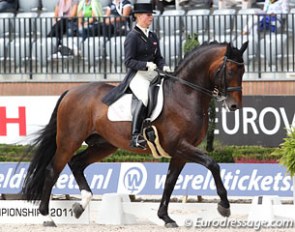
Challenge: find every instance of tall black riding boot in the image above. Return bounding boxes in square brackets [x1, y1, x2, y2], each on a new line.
[130, 101, 147, 149]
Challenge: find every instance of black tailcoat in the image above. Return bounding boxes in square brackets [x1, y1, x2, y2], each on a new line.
[102, 26, 165, 105]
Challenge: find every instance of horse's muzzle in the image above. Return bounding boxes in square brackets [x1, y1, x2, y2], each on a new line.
[223, 95, 242, 111]
[228, 104, 239, 111]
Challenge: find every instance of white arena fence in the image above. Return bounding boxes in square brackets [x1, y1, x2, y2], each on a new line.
[0, 11, 294, 80]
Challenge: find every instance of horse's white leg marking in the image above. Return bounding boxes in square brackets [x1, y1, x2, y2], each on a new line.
[80, 190, 92, 209]
[42, 214, 57, 227]
[43, 214, 53, 221]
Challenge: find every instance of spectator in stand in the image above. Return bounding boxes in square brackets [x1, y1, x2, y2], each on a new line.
[242, 0, 289, 35]
[218, 0, 237, 9]
[47, 0, 79, 58]
[75, 0, 103, 41]
[0, 0, 17, 13]
[153, 0, 175, 13]
[103, 0, 132, 38]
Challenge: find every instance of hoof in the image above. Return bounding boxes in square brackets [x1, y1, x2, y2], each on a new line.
[72, 202, 84, 219]
[165, 221, 178, 228]
[43, 221, 57, 227]
[217, 203, 231, 217]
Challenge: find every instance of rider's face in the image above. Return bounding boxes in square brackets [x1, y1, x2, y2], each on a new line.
[136, 13, 154, 28]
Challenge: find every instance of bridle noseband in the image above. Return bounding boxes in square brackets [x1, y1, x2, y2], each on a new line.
[214, 56, 244, 101]
[158, 56, 244, 100]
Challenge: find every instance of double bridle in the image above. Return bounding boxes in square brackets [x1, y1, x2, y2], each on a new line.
[158, 56, 244, 100]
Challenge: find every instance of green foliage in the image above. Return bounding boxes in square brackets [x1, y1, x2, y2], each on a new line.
[231, 145, 280, 161]
[277, 128, 295, 176]
[102, 149, 167, 163]
[0, 143, 279, 164]
[196, 142, 278, 163]
[0, 144, 168, 163]
[0, 144, 30, 161]
[183, 33, 199, 55]
[208, 147, 235, 163]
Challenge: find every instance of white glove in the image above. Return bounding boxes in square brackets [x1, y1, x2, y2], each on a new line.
[163, 66, 171, 72]
[146, 62, 157, 71]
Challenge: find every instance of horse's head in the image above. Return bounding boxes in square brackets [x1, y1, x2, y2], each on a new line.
[211, 42, 248, 111]
[171, 41, 248, 111]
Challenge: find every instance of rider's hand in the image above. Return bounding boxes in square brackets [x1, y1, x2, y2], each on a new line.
[146, 62, 157, 71]
[163, 66, 171, 72]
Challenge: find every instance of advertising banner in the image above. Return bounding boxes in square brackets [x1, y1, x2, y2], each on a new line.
[0, 200, 90, 224]
[0, 96, 58, 144]
[0, 162, 292, 197]
[215, 96, 295, 146]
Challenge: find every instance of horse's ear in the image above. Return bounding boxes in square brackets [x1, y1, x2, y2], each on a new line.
[240, 41, 249, 54]
[225, 43, 233, 57]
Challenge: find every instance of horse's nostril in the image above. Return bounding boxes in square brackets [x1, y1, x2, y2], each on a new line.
[230, 105, 237, 111]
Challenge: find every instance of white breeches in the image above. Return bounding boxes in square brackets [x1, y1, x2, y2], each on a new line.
[129, 70, 157, 107]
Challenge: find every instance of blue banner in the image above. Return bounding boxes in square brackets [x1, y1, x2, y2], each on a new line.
[0, 162, 292, 196]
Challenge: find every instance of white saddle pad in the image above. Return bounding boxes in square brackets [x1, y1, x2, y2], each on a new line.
[107, 79, 164, 122]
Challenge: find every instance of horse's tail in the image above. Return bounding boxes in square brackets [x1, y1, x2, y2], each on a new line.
[21, 90, 68, 202]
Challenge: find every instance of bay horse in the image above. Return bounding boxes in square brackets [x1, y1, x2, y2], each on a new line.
[22, 41, 248, 227]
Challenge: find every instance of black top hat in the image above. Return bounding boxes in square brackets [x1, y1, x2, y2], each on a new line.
[133, 3, 154, 14]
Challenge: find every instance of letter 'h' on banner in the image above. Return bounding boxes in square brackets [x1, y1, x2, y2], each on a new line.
[0, 107, 26, 136]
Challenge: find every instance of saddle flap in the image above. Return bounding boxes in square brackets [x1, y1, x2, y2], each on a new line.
[107, 79, 165, 122]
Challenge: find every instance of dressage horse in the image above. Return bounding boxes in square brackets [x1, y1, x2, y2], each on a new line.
[22, 41, 248, 227]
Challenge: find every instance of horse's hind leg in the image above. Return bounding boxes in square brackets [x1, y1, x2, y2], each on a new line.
[158, 156, 186, 228]
[39, 143, 82, 226]
[39, 160, 61, 227]
[68, 141, 117, 218]
[39, 166, 67, 226]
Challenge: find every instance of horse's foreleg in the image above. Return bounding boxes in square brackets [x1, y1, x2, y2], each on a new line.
[69, 142, 116, 218]
[158, 156, 186, 228]
[180, 142, 230, 217]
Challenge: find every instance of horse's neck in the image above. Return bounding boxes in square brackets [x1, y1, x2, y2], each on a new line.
[176, 64, 212, 95]
[164, 72, 211, 115]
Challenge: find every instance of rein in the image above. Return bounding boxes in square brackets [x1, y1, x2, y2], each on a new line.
[158, 70, 213, 97]
[158, 56, 244, 99]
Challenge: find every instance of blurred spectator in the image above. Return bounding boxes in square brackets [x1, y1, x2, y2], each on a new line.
[103, 0, 133, 38]
[153, 0, 175, 13]
[240, 0, 254, 9]
[152, 0, 210, 13]
[0, 0, 17, 13]
[74, 0, 103, 41]
[218, 0, 237, 9]
[242, 0, 289, 35]
[47, 0, 79, 57]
